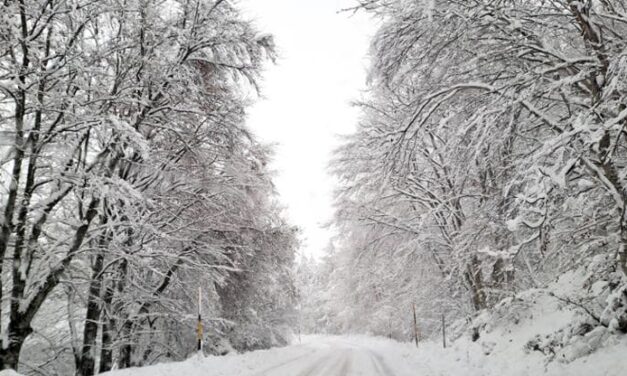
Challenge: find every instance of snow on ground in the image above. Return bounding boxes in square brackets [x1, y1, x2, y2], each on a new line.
[1, 330, 625, 376]
[73, 264, 626, 375]
[99, 336, 406, 376]
[95, 331, 625, 376]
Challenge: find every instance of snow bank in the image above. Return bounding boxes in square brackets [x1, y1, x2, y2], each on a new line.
[312, 332, 626, 376]
[393, 263, 627, 376]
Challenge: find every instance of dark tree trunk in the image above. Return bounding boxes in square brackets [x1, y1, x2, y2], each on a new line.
[118, 321, 134, 369]
[98, 322, 113, 373]
[77, 251, 106, 376]
[99, 279, 115, 374]
[0, 322, 32, 371]
[116, 256, 183, 369]
[0, 197, 100, 370]
[620, 211, 627, 277]
[116, 259, 133, 370]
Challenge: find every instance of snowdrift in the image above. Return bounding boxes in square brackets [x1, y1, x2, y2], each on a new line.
[424, 256, 627, 375]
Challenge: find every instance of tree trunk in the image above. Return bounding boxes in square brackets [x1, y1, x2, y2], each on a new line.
[98, 320, 113, 373]
[77, 251, 106, 376]
[620, 213, 627, 276]
[118, 321, 134, 369]
[99, 277, 116, 373]
[0, 322, 32, 371]
[0, 197, 100, 370]
[466, 254, 487, 311]
[116, 258, 134, 370]
[620, 244, 627, 276]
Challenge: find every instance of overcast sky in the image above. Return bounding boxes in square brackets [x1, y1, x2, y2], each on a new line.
[237, 0, 377, 258]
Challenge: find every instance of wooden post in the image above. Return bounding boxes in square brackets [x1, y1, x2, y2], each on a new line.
[197, 287, 203, 352]
[441, 313, 446, 349]
[412, 304, 419, 347]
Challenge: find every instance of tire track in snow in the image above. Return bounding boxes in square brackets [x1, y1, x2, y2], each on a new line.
[250, 348, 320, 376]
[296, 354, 337, 376]
[335, 351, 351, 375]
[368, 350, 397, 376]
[306, 351, 350, 376]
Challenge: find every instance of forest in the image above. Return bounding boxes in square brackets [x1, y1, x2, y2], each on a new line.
[0, 0, 297, 374]
[2, 0, 627, 375]
[301, 0, 627, 353]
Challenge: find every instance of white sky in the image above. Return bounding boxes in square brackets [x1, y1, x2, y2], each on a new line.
[237, 0, 376, 258]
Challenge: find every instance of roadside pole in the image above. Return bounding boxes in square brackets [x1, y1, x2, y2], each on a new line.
[412, 303, 419, 347]
[197, 286, 203, 352]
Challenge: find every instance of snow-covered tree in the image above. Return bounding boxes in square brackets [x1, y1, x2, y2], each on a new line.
[327, 0, 627, 341]
[0, 1, 297, 374]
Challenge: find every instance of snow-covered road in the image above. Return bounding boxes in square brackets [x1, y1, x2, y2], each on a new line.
[250, 338, 398, 376]
[102, 336, 416, 376]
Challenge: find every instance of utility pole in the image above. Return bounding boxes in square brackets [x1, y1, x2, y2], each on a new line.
[412, 303, 419, 347]
[197, 286, 203, 352]
[441, 313, 446, 349]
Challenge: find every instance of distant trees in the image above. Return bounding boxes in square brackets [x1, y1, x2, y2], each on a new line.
[0, 0, 296, 374]
[295, 252, 337, 334]
[326, 0, 627, 339]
